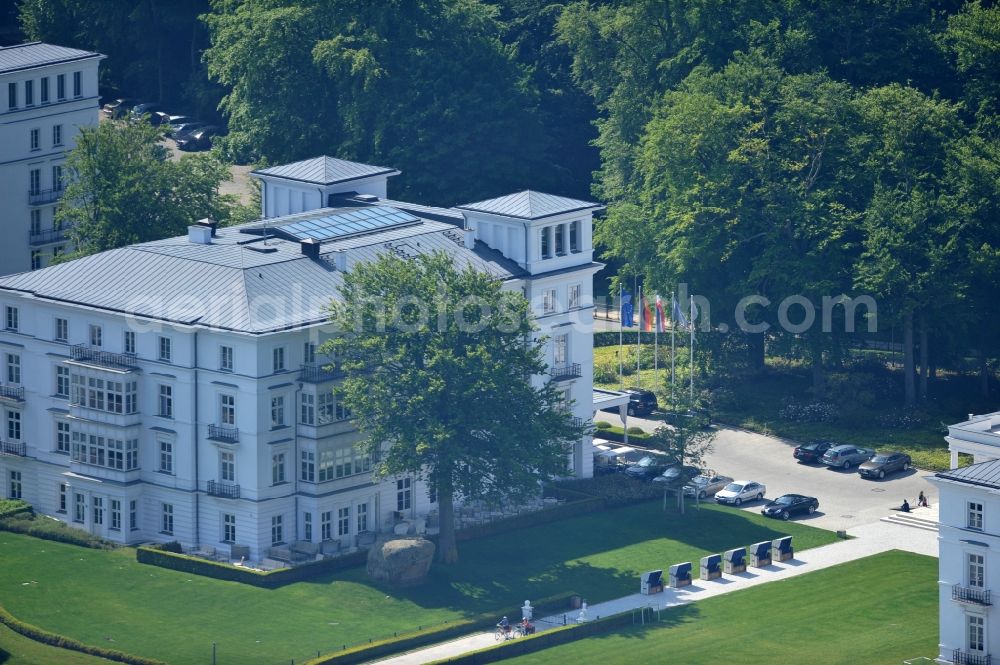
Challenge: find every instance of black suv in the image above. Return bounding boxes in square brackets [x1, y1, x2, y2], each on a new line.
[601, 388, 659, 417]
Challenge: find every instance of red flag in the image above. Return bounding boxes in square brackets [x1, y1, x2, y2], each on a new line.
[643, 298, 654, 332]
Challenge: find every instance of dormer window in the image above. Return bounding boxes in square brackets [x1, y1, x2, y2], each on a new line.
[555, 225, 565, 255]
[540, 227, 551, 259]
[570, 221, 580, 252]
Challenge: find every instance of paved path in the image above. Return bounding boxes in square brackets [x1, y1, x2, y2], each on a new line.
[372, 516, 938, 665]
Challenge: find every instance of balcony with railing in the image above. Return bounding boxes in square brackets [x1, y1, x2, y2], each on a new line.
[69, 344, 139, 371]
[0, 384, 24, 402]
[953, 584, 992, 606]
[207, 480, 240, 499]
[299, 362, 342, 383]
[550, 362, 582, 382]
[208, 424, 239, 443]
[0, 440, 26, 456]
[28, 188, 63, 206]
[953, 649, 991, 665]
[29, 226, 71, 246]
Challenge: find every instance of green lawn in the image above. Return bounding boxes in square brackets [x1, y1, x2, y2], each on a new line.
[0, 621, 115, 665]
[0, 501, 836, 665]
[503, 550, 938, 665]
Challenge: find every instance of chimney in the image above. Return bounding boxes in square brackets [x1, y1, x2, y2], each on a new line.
[196, 217, 218, 237]
[300, 238, 321, 259]
[188, 225, 212, 245]
[463, 228, 475, 249]
[970, 413, 975, 421]
[332, 249, 347, 271]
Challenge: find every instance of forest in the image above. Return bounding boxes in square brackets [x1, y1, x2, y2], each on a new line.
[11, 0, 1000, 407]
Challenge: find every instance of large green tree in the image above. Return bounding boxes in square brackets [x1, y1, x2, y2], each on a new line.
[325, 251, 586, 563]
[57, 119, 237, 256]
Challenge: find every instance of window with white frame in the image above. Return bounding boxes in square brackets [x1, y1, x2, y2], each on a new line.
[568, 284, 581, 309]
[968, 614, 985, 652]
[72, 71, 81, 97]
[55, 317, 68, 342]
[158, 384, 173, 418]
[303, 512, 313, 541]
[321, 510, 332, 540]
[56, 74, 64, 100]
[271, 514, 283, 544]
[969, 552, 985, 588]
[30, 209, 40, 236]
[70, 376, 138, 414]
[220, 394, 235, 425]
[543, 289, 556, 314]
[110, 499, 121, 530]
[30, 128, 39, 150]
[553, 334, 568, 365]
[338, 507, 350, 536]
[271, 395, 285, 428]
[161, 503, 173, 534]
[969, 501, 984, 530]
[40, 77, 48, 103]
[357, 503, 368, 532]
[6, 353, 21, 384]
[300, 393, 315, 425]
[304, 342, 316, 364]
[4, 306, 17, 332]
[159, 439, 173, 474]
[30, 252, 41, 271]
[56, 421, 70, 453]
[92, 496, 103, 525]
[273, 347, 285, 372]
[89, 324, 102, 347]
[52, 124, 62, 146]
[29, 168, 40, 196]
[272, 452, 286, 484]
[319, 449, 335, 481]
[7, 82, 16, 109]
[220, 451, 235, 482]
[569, 220, 580, 252]
[74, 493, 85, 523]
[555, 224, 565, 255]
[25, 79, 33, 106]
[334, 393, 351, 421]
[130, 500, 137, 530]
[158, 336, 171, 362]
[319, 392, 335, 424]
[301, 450, 315, 482]
[219, 345, 233, 372]
[223, 513, 236, 543]
[8, 470, 21, 499]
[7, 411, 21, 440]
[70, 433, 139, 471]
[58, 483, 67, 512]
[397, 478, 412, 512]
[540, 227, 551, 258]
[124, 330, 135, 355]
[52, 165, 63, 191]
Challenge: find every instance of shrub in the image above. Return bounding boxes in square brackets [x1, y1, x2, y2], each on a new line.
[594, 420, 612, 430]
[0, 514, 116, 549]
[876, 408, 928, 429]
[626, 426, 645, 435]
[0, 499, 32, 519]
[777, 399, 839, 423]
[708, 387, 740, 411]
[158, 541, 184, 553]
[593, 362, 618, 384]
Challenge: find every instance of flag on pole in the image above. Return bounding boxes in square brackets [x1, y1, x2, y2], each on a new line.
[642, 296, 654, 332]
[671, 294, 689, 329]
[621, 289, 634, 327]
[655, 295, 667, 333]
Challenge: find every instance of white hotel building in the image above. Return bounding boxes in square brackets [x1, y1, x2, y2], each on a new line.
[0, 156, 602, 561]
[0, 42, 104, 276]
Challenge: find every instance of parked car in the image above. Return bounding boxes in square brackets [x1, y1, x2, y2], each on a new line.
[130, 102, 163, 122]
[858, 451, 912, 479]
[594, 446, 646, 474]
[821, 444, 875, 470]
[652, 464, 701, 486]
[171, 120, 207, 137]
[101, 97, 137, 118]
[715, 480, 766, 506]
[793, 440, 834, 464]
[624, 453, 674, 481]
[761, 494, 819, 520]
[683, 474, 733, 499]
[162, 115, 196, 137]
[600, 388, 659, 417]
[176, 126, 219, 152]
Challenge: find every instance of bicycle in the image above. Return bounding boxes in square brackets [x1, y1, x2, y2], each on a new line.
[494, 624, 513, 641]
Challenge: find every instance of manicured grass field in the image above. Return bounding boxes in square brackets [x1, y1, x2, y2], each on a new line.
[0, 621, 115, 665]
[0, 501, 835, 665]
[503, 550, 939, 665]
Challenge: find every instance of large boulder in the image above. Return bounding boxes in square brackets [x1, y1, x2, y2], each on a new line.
[366, 537, 435, 587]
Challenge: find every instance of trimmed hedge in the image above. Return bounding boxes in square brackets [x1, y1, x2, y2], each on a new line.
[0, 513, 116, 549]
[303, 593, 578, 665]
[594, 331, 676, 348]
[591, 424, 652, 444]
[135, 546, 368, 588]
[0, 499, 32, 519]
[0, 604, 167, 665]
[426, 610, 637, 664]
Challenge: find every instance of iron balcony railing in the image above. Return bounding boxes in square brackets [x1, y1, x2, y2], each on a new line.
[28, 188, 62, 206]
[70, 344, 139, 370]
[953, 584, 992, 606]
[29, 226, 71, 246]
[208, 424, 239, 443]
[953, 649, 991, 665]
[0, 384, 25, 402]
[550, 362, 582, 381]
[207, 480, 240, 499]
[299, 362, 342, 383]
[0, 440, 26, 456]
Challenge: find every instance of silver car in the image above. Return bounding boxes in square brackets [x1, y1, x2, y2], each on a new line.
[821, 444, 875, 470]
[715, 480, 767, 506]
[684, 474, 733, 499]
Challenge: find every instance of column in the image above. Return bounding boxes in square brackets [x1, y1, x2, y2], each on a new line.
[950, 448, 958, 469]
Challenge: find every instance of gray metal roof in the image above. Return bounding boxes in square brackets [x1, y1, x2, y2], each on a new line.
[0, 206, 526, 334]
[456, 190, 603, 220]
[0, 42, 103, 75]
[251, 156, 399, 186]
[936, 459, 1000, 489]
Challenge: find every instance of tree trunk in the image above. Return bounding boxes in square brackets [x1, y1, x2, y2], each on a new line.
[747, 332, 766, 375]
[918, 313, 928, 402]
[436, 487, 458, 564]
[979, 347, 991, 399]
[903, 311, 915, 407]
[810, 336, 825, 396]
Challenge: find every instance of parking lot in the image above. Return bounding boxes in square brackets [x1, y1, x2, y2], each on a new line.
[594, 411, 937, 532]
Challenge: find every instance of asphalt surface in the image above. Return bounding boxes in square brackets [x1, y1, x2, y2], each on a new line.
[593, 411, 937, 533]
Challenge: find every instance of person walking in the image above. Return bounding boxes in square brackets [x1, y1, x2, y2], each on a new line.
[918, 491, 930, 508]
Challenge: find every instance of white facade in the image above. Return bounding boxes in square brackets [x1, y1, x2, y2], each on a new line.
[947, 412, 1000, 469]
[0, 158, 600, 561]
[0, 43, 103, 276]
[931, 461, 1000, 665]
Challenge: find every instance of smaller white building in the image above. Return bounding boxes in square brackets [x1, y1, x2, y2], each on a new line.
[947, 413, 1000, 468]
[931, 460, 1000, 665]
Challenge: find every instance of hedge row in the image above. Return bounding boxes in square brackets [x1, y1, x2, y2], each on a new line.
[135, 546, 368, 588]
[427, 610, 637, 664]
[595, 331, 685, 348]
[592, 424, 653, 444]
[0, 604, 167, 665]
[0, 499, 32, 519]
[303, 592, 579, 665]
[0, 514, 116, 549]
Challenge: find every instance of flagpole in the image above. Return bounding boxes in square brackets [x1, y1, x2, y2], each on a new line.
[618, 283, 623, 391]
[654, 295, 659, 374]
[689, 295, 695, 402]
[671, 291, 676, 407]
[636, 284, 642, 389]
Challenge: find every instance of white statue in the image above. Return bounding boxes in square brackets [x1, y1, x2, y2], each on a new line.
[576, 601, 589, 623]
[522, 600, 533, 621]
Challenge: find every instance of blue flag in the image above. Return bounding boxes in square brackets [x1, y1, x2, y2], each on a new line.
[671, 295, 689, 329]
[621, 290, 634, 327]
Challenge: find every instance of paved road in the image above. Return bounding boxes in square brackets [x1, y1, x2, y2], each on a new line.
[594, 411, 937, 533]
